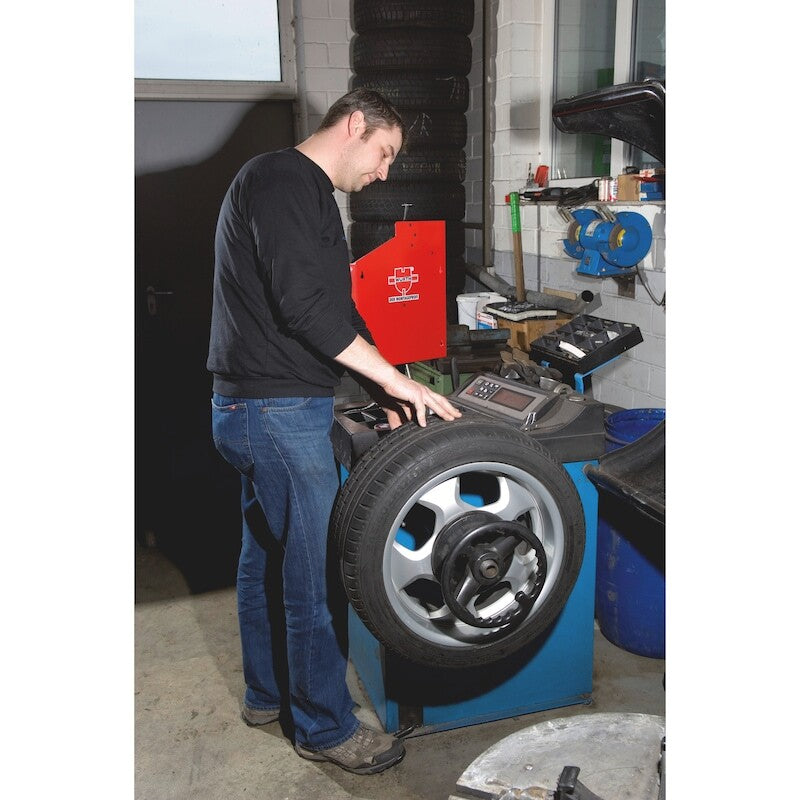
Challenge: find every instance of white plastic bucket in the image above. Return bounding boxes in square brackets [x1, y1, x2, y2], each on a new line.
[456, 292, 506, 329]
[456, 293, 485, 328]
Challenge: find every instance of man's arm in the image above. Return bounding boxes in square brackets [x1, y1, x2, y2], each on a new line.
[334, 335, 461, 428]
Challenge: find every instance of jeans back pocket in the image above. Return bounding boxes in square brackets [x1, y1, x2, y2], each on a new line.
[211, 396, 254, 475]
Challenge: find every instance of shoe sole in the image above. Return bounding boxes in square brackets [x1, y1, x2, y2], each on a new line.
[295, 743, 406, 775]
[241, 709, 280, 727]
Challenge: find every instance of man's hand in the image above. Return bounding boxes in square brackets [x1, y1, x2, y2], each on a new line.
[334, 335, 462, 428]
[378, 369, 461, 429]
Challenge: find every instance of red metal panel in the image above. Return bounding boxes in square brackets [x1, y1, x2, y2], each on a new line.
[350, 221, 447, 365]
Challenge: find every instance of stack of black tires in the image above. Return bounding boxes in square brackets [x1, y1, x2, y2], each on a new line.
[349, 0, 475, 323]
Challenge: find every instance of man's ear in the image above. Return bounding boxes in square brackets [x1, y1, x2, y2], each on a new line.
[348, 110, 365, 137]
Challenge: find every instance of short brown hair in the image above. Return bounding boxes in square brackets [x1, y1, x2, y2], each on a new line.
[317, 88, 407, 151]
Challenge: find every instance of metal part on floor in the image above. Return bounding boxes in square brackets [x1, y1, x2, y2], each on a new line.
[449, 712, 665, 800]
[553, 765, 606, 800]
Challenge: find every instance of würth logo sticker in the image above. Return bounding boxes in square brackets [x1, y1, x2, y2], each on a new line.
[387, 266, 420, 303]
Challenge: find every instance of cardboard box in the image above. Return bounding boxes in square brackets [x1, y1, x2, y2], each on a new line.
[617, 173, 641, 202]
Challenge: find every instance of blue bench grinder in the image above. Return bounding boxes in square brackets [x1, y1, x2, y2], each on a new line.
[562, 208, 652, 278]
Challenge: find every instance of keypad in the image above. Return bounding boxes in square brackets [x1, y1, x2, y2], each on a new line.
[466, 379, 501, 400]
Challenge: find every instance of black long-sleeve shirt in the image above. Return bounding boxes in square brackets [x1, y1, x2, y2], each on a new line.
[207, 148, 373, 397]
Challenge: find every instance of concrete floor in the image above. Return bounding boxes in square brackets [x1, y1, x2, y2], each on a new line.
[135, 538, 665, 800]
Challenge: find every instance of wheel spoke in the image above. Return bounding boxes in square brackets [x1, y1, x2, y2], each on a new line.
[477, 589, 516, 619]
[483, 476, 537, 521]
[504, 557, 533, 589]
[389, 538, 435, 591]
[427, 604, 453, 621]
[416, 477, 472, 529]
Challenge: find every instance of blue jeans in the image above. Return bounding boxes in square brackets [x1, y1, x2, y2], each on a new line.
[211, 393, 359, 750]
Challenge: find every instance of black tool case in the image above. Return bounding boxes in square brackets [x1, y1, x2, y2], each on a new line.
[529, 314, 643, 377]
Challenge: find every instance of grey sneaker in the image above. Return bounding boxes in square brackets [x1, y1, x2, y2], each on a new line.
[241, 705, 280, 726]
[294, 723, 405, 775]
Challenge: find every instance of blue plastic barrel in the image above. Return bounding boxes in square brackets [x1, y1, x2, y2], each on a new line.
[595, 408, 665, 658]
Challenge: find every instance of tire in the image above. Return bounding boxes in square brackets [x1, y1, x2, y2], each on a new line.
[353, 30, 472, 75]
[387, 150, 466, 183]
[354, 0, 475, 34]
[333, 415, 586, 668]
[350, 181, 465, 222]
[401, 110, 467, 151]
[350, 220, 465, 261]
[352, 73, 470, 112]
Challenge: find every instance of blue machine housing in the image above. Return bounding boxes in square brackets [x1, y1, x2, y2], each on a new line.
[563, 208, 652, 278]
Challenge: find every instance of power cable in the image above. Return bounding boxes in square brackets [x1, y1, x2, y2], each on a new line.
[635, 263, 666, 307]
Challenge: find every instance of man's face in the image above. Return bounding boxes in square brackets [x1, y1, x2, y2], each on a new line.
[338, 123, 403, 193]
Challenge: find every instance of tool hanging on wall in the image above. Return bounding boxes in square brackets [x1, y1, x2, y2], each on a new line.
[511, 191, 525, 302]
[561, 207, 652, 278]
[483, 192, 557, 322]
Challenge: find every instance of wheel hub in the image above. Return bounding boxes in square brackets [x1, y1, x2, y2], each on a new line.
[473, 550, 503, 582]
[432, 510, 548, 629]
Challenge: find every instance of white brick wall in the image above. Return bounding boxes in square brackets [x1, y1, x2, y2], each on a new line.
[293, 0, 354, 135]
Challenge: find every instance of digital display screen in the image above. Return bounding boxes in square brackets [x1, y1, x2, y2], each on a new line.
[491, 388, 532, 411]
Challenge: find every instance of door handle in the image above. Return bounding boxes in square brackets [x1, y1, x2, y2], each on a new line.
[146, 285, 175, 316]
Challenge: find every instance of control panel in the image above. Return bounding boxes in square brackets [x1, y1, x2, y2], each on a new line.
[454, 374, 559, 427]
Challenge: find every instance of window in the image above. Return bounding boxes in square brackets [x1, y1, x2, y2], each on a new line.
[134, 0, 295, 100]
[542, 0, 665, 183]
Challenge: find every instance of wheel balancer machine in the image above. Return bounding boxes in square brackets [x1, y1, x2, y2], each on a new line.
[331, 221, 605, 735]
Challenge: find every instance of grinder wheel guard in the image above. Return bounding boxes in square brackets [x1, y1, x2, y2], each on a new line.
[332, 416, 585, 669]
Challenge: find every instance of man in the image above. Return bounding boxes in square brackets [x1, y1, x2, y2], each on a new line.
[207, 89, 461, 775]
